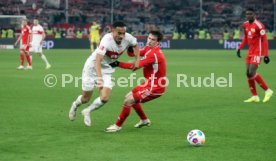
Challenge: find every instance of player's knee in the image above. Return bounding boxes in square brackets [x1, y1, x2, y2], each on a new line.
[100, 96, 109, 103]
[247, 71, 256, 78]
[81, 96, 90, 104]
[124, 98, 133, 106]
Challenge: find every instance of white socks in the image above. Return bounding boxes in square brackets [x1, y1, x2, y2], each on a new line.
[87, 97, 105, 112]
[74, 95, 83, 107]
[41, 54, 50, 65]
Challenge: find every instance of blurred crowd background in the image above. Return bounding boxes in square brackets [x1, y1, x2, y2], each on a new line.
[0, 0, 275, 40]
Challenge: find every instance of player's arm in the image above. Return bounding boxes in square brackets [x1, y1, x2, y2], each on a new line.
[237, 25, 247, 58]
[110, 53, 155, 70]
[27, 33, 32, 47]
[95, 54, 104, 89]
[132, 44, 140, 71]
[14, 34, 22, 46]
[127, 46, 148, 57]
[27, 27, 32, 47]
[94, 36, 108, 88]
[41, 30, 46, 45]
[260, 28, 270, 64]
[238, 31, 247, 50]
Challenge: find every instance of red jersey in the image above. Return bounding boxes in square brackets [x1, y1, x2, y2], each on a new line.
[239, 20, 268, 56]
[21, 25, 31, 44]
[119, 46, 167, 93]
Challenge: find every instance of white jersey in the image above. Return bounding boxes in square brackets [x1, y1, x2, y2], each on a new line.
[88, 32, 137, 74]
[31, 25, 44, 45]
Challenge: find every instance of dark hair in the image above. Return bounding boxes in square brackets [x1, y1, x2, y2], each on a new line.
[112, 21, 126, 28]
[246, 7, 255, 13]
[149, 30, 163, 42]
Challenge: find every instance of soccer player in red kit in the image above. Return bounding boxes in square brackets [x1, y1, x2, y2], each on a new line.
[105, 30, 166, 132]
[14, 18, 32, 70]
[237, 8, 273, 103]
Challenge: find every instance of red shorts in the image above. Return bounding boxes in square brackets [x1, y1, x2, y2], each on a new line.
[246, 55, 262, 65]
[20, 44, 30, 52]
[132, 85, 164, 103]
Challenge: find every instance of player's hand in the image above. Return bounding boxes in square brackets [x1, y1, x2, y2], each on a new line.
[237, 49, 241, 58]
[264, 56, 270, 64]
[97, 77, 104, 89]
[132, 60, 139, 71]
[14, 42, 18, 46]
[109, 61, 120, 68]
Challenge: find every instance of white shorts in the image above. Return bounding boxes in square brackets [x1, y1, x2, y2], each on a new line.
[82, 59, 113, 91]
[30, 44, 42, 53]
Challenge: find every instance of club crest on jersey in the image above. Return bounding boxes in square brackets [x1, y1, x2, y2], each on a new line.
[99, 45, 105, 51]
[260, 29, 266, 35]
[251, 28, 255, 32]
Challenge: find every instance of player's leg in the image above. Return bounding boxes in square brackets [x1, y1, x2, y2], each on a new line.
[69, 90, 93, 121]
[105, 92, 135, 132]
[244, 63, 259, 102]
[90, 37, 94, 51]
[133, 103, 151, 128]
[81, 87, 111, 127]
[129, 86, 150, 127]
[24, 47, 32, 69]
[18, 49, 25, 69]
[95, 37, 100, 49]
[81, 74, 113, 126]
[38, 50, 51, 69]
[69, 61, 95, 121]
[253, 66, 273, 102]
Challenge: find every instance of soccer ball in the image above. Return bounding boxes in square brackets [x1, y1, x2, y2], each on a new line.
[187, 129, 205, 146]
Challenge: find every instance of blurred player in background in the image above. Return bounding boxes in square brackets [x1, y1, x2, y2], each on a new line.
[69, 21, 140, 127]
[89, 20, 101, 52]
[105, 30, 167, 132]
[30, 18, 51, 69]
[237, 8, 273, 103]
[14, 18, 32, 70]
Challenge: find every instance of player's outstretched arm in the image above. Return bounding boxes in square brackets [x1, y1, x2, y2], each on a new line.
[109, 61, 133, 69]
[127, 46, 148, 57]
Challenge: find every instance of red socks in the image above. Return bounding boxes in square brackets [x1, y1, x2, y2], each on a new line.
[26, 54, 32, 66]
[255, 74, 268, 91]
[132, 103, 147, 120]
[20, 53, 25, 66]
[115, 105, 131, 127]
[115, 103, 148, 127]
[20, 52, 32, 66]
[248, 77, 257, 96]
[248, 73, 269, 96]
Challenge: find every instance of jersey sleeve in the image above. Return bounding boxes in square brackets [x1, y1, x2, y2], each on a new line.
[138, 52, 156, 67]
[259, 25, 269, 56]
[139, 46, 149, 56]
[127, 46, 149, 57]
[119, 51, 156, 70]
[95, 35, 108, 55]
[40, 26, 45, 33]
[239, 24, 247, 49]
[126, 33, 137, 46]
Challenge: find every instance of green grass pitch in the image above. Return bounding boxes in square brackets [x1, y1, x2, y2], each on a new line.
[0, 49, 275, 161]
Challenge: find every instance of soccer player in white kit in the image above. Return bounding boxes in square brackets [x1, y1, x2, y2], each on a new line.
[30, 18, 51, 69]
[68, 22, 140, 127]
